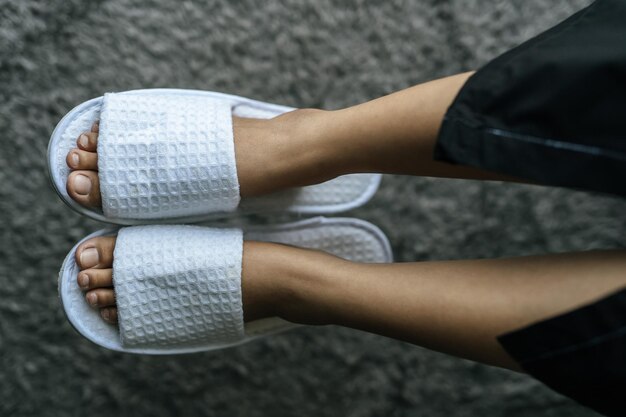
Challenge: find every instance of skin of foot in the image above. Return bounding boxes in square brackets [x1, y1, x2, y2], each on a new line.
[65, 110, 345, 208]
[75, 229, 350, 326]
[74, 235, 318, 326]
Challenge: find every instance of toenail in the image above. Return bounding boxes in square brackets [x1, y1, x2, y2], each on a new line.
[80, 248, 98, 266]
[74, 174, 92, 195]
[102, 309, 110, 320]
[78, 273, 90, 289]
[79, 134, 89, 148]
[70, 152, 79, 167]
[87, 292, 98, 306]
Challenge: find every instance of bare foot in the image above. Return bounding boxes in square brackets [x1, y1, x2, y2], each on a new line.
[66, 110, 342, 208]
[74, 236, 299, 325]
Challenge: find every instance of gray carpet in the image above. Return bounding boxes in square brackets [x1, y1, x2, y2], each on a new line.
[1, 1, 624, 416]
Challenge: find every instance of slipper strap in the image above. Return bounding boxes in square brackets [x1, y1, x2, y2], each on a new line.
[113, 225, 245, 348]
[98, 93, 241, 219]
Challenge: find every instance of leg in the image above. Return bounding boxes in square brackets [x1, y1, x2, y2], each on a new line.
[66, 72, 523, 208]
[260, 246, 626, 371]
[76, 235, 626, 371]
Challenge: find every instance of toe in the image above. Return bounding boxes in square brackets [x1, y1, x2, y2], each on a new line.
[100, 307, 118, 324]
[66, 148, 98, 171]
[85, 288, 115, 308]
[91, 121, 99, 134]
[77, 131, 98, 152]
[67, 170, 101, 208]
[77, 268, 113, 290]
[76, 236, 116, 270]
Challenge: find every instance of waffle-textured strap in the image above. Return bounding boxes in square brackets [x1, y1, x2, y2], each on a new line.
[98, 93, 241, 219]
[113, 225, 245, 348]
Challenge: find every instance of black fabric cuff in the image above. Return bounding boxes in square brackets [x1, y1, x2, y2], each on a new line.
[434, 0, 626, 197]
[498, 288, 626, 417]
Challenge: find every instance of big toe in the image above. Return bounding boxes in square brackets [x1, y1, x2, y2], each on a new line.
[75, 235, 116, 270]
[67, 170, 101, 208]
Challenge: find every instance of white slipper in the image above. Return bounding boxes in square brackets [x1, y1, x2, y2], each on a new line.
[58, 217, 392, 354]
[48, 89, 381, 224]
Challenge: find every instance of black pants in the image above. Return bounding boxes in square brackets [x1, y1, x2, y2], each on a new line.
[435, 0, 626, 415]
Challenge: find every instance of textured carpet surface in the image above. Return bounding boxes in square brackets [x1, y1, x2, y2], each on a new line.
[1, 1, 624, 416]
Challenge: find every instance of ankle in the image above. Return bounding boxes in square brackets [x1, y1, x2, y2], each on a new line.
[242, 240, 349, 325]
[269, 108, 349, 185]
[240, 241, 285, 321]
[234, 108, 347, 197]
[250, 242, 352, 325]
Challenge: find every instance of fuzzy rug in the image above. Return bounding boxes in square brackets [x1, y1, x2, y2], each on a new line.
[1, 1, 621, 416]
